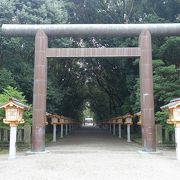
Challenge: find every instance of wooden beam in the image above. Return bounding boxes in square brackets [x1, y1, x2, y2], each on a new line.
[46, 48, 141, 58]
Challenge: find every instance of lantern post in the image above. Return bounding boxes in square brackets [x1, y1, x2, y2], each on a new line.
[0, 98, 29, 159]
[45, 112, 51, 126]
[50, 114, 59, 142]
[117, 116, 123, 139]
[59, 116, 65, 138]
[109, 120, 112, 134]
[134, 112, 142, 126]
[123, 114, 133, 142]
[161, 98, 180, 160]
[64, 118, 69, 136]
[112, 118, 116, 136]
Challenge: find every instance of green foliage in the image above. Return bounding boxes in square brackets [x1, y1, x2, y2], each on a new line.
[14, 0, 68, 24]
[4, 58, 34, 101]
[159, 37, 180, 66]
[0, 0, 180, 126]
[153, 60, 180, 108]
[148, 0, 180, 22]
[88, 83, 111, 120]
[155, 110, 174, 133]
[0, 68, 16, 90]
[130, 59, 180, 112]
[0, 86, 26, 103]
[129, 59, 179, 131]
[82, 102, 95, 119]
[129, 78, 140, 113]
[0, 0, 15, 23]
[0, 86, 32, 128]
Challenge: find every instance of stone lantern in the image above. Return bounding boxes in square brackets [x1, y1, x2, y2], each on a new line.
[134, 112, 141, 126]
[108, 119, 112, 134]
[68, 119, 72, 133]
[116, 116, 123, 139]
[45, 112, 51, 125]
[161, 98, 180, 160]
[102, 120, 108, 130]
[59, 115, 65, 138]
[123, 113, 133, 142]
[111, 118, 117, 136]
[64, 118, 69, 136]
[0, 98, 29, 159]
[50, 113, 59, 142]
[70, 118, 74, 132]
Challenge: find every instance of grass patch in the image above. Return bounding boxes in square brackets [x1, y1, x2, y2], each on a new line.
[0, 148, 8, 154]
[45, 133, 53, 144]
[0, 141, 31, 154]
[131, 134, 142, 144]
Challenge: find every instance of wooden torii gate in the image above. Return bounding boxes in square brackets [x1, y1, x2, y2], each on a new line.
[2, 23, 180, 153]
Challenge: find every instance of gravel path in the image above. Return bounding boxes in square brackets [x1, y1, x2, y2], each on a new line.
[0, 126, 179, 180]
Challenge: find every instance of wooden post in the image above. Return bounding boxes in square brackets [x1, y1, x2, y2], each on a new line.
[113, 124, 116, 136]
[175, 125, 180, 160]
[118, 124, 122, 138]
[32, 30, 48, 152]
[24, 124, 31, 144]
[65, 124, 68, 136]
[164, 128, 169, 142]
[9, 126, 17, 159]
[156, 124, 162, 144]
[17, 129, 23, 142]
[61, 124, 63, 138]
[127, 124, 131, 142]
[53, 124, 57, 142]
[0, 128, 2, 141]
[3, 129, 8, 142]
[69, 124, 71, 133]
[139, 30, 156, 152]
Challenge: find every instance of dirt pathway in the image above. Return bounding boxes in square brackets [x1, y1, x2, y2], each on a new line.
[0, 126, 179, 180]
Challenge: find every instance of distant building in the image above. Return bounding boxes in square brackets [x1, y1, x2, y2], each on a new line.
[84, 117, 93, 126]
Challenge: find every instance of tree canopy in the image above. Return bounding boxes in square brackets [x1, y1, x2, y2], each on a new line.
[0, 0, 179, 124]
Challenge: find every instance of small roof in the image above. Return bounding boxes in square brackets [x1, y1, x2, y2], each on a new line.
[49, 113, 61, 118]
[112, 116, 123, 120]
[46, 112, 52, 116]
[59, 115, 65, 119]
[123, 113, 133, 119]
[134, 112, 141, 116]
[161, 98, 180, 110]
[85, 117, 93, 120]
[0, 97, 29, 110]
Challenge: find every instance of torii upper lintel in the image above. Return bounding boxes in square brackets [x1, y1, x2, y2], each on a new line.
[2, 23, 180, 37]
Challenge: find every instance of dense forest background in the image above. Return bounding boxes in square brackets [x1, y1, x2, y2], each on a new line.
[0, 0, 180, 128]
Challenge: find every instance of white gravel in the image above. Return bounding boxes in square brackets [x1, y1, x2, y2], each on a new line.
[0, 127, 180, 180]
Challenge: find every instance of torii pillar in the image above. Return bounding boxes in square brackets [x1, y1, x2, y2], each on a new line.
[139, 30, 156, 152]
[31, 30, 48, 152]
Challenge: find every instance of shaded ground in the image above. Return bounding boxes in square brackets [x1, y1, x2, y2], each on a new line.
[0, 126, 179, 180]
